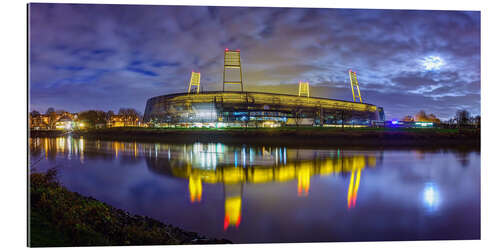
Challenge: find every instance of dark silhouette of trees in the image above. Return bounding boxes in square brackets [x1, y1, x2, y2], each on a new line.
[455, 109, 471, 128]
[427, 114, 440, 123]
[30, 110, 40, 117]
[55, 109, 68, 114]
[473, 115, 481, 128]
[45, 107, 58, 129]
[118, 108, 141, 124]
[105, 110, 115, 121]
[45, 107, 55, 115]
[78, 110, 106, 128]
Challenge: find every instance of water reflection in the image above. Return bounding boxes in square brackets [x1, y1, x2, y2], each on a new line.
[30, 137, 380, 231]
[423, 182, 440, 213]
[29, 137, 480, 242]
[146, 145, 381, 230]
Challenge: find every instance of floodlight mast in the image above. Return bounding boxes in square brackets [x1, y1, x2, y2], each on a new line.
[349, 70, 363, 103]
[298, 81, 310, 98]
[223, 49, 243, 92]
[188, 71, 201, 94]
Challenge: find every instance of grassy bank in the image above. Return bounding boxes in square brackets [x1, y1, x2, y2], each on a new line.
[29, 169, 231, 247]
[48, 126, 482, 148]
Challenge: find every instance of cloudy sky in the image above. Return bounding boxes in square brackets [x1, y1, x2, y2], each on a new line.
[29, 3, 480, 120]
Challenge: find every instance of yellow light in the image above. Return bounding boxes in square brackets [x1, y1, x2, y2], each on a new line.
[224, 196, 242, 230]
[347, 169, 362, 209]
[297, 162, 312, 197]
[250, 168, 274, 183]
[223, 167, 245, 184]
[188, 176, 203, 203]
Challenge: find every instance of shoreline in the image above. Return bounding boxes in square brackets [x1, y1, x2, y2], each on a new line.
[30, 127, 480, 149]
[29, 169, 231, 247]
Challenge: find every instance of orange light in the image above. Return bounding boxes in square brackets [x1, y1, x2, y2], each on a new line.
[235, 215, 241, 228]
[223, 215, 229, 231]
[189, 176, 203, 203]
[223, 196, 242, 230]
[347, 169, 361, 209]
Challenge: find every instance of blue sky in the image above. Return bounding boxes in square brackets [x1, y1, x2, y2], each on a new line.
[29, 4, 480, 120]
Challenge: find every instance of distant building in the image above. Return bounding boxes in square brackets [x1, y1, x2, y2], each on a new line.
[30, 115, 50, 130]
[372, 120, 434, 128]
[107, 115, 140, 127]
[54, 115, 74, 130]
[30, 112, 79, 130]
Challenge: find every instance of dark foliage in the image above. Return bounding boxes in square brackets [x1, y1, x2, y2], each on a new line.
[29, 169, 231, 246]
[78, 110, 107, 128]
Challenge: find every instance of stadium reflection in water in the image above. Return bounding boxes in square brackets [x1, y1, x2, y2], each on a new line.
[29, 137, 480, 243]
[144, 142, 378, 230]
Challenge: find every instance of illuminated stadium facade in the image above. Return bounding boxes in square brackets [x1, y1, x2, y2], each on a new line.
[144, 91, 384, 127]
[143, 49, 384, 127]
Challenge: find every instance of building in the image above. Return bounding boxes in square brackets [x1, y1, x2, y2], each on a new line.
[30, 112, 78, 130]
[143, 49, 384, 128]
[30, 114, 50, 130]
[143, 91, 384, 128]
[372, 120, 434, 128]
[54, 115, 74, 130]
[106, 115, 140, 127]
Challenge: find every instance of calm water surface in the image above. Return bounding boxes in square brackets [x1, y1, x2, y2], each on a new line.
[29, 137, 480, 243]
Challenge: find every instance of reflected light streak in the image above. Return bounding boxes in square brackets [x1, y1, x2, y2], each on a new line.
[423, 182, 440, 212]
[44, 138, 48, 159]
[224, 196, 242, 231]
[347, 169, 362, 209]
[114, 142, 119, 158]
[188, 176, 202, 203]
[297, 163, 311, 197]
[67, 137, 72, 160]
[284, 147, 287, 165]
[234, 152, 238, 167]
[79, 137, 84, 163]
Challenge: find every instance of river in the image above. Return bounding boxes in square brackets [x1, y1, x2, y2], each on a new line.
[29, 137, 480, 243]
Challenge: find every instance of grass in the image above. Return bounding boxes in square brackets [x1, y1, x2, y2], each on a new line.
[85, 126, 476, 133]
[29, 169, 230, 247]
[31, 126, 479, 148]
[29, 210, 74, 247]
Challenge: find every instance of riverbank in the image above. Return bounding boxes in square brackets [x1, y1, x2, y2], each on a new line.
[31, 127, 480, 148]
[29, 169, 231, 247]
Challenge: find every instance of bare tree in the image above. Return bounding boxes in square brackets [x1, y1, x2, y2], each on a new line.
[30, 110, 40, 117]
[455, 109, 471, 128]
[45, 107, 55, 115]
[45, 107, 58, 129]
[473, 115, 480, 129]
[118, 108, 141, 125]
[106, 110, 115, 121]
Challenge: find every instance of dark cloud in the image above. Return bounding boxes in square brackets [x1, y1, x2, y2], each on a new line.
[29, 4, 480, 119]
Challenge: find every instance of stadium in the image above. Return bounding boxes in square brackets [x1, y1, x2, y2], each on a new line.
[143, 49, 384, 128]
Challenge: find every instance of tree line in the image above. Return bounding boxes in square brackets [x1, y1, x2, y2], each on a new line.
[402, 109, 480, 128]
[30, 107, 142, 129]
